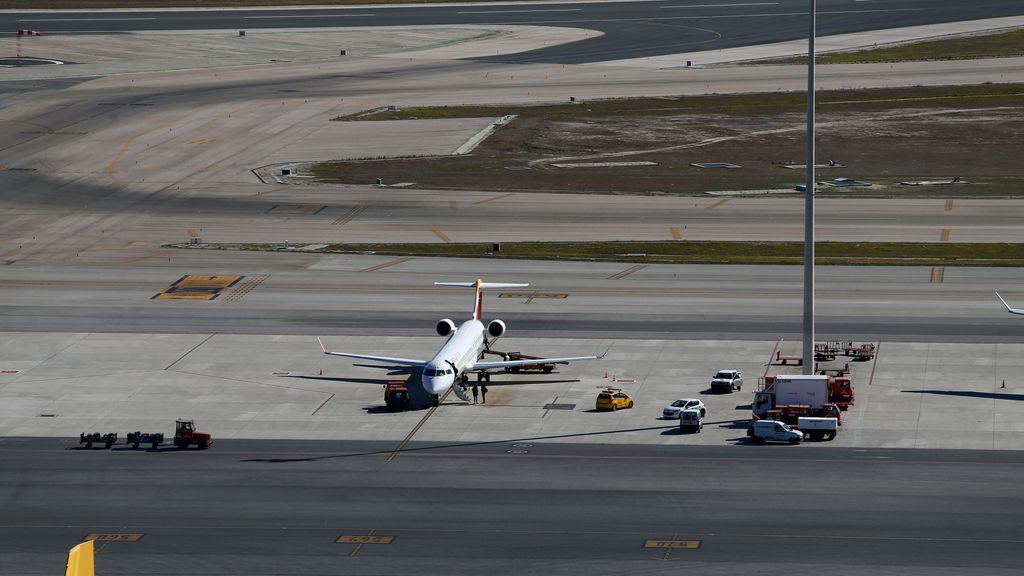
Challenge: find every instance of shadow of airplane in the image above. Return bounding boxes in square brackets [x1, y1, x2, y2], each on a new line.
[902, 390, 1024, 401]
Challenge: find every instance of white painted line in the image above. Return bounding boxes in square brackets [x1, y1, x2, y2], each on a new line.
[243, 14, 375, 19]
[17, 17, 157, 22]
[660, 2, 779, 8]
[458, 8, 582, 13]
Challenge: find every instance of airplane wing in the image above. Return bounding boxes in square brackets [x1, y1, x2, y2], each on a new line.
[318, 338, 429, 367]
[469, 355, 601, 371]
[996, 292, 1024, 315]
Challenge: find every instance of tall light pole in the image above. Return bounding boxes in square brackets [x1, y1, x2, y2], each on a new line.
[802, 0, 816, 375]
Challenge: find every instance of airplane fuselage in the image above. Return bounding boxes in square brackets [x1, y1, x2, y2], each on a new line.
[421, 319, 486, 395]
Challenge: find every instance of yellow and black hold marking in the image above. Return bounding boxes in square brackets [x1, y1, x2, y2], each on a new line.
[83, 533, 144, 542]
[153, 275, 243, 301]
[337, 535, 396, 545]
[642, 539, 701, 549]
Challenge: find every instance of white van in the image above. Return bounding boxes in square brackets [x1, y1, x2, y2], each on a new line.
[679, 409, 703, 433]
[749, 420, 803, 444]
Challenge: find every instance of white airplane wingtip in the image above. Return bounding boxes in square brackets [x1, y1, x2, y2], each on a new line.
[996, 292, 1024, 315]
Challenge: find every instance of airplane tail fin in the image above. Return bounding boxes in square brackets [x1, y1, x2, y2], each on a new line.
[435, 279, 529, 320]
[65, 540, 95, 576]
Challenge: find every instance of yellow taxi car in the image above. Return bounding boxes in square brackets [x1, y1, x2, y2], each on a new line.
[595, 388, 634, 411]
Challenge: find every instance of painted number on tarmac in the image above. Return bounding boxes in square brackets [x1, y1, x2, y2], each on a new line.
[84, 533, 144, 542]
[337, 535, 395, 544]
[642, 540, 700, 549]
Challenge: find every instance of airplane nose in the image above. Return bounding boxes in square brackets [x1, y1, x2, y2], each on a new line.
[424, 376, 450, 395]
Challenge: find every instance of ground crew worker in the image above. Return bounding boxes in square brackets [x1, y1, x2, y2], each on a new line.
[472, 385, 479, 404]
[481, 385, 488, 404]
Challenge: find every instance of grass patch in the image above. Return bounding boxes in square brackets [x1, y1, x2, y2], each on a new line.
[335, 83, 1024, 121]
[757, 28, 1024, 65]
[176, 241, 1024, 267]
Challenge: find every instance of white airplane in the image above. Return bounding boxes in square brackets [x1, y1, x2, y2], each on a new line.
[996, 292, 1024, 315]
[318, 279, 602, 406]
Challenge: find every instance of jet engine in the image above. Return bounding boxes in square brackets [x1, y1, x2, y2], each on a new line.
[487, 319, 506, 338]
[436, 318, 456, 336]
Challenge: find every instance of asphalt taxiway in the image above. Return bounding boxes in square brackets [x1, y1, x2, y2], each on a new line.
[2, 438, 1023, 575]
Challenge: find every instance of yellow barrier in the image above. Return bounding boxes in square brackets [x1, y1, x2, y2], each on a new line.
[65, 540, 94, 576]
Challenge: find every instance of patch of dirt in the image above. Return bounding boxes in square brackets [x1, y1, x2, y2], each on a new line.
[312, 103, 1024, 196]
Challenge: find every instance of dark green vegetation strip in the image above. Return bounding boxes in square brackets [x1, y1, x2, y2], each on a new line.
[335, 83, 1024, 121]
[757, 28, 1024, 65]
[180, 241, 1024, 267]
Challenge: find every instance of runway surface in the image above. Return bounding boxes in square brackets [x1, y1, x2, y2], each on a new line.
[4, 0, 1024, 63]
[2, 437, 1022, 575]
[1, 259, 1023, 341]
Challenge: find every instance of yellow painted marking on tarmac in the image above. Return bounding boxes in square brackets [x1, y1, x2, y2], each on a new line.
[189, 138, 216, 145]
[670, 227, 682, 240]
[705, 198, 730, 210]
[473, 192, 514, 205]
[83, 533, 143, 542]
[940, 228, 951, 242]
[432, 228, 452, 243]
[153, 274, 243, 300]
[944, 199, 954, 212]
[360, 256, 413, 273]
[338, 534, 395, 545]
[643, 539, 700, 549]
[387, 389, 451, 463]
[930, 267, 944, 283]
[106, 128, 157, 177]
[343, 529, 393, 557]
[608, 264, 647, 280]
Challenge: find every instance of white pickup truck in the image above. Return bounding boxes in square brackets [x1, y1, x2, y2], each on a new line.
[710, 370, 743, 393]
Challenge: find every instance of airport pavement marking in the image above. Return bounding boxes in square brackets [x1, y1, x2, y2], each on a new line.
[222, 274, 270, 303]
[311, 393, 336, 416]
[83, 533, 144, 542]
[152, 274, 243, 300]
[705, 198, 730, 210]
[498, 291, 568, 304]
[930, 267, 944, 283]
[105, 128, 158, 179]
[387, 389, 452, 463]
[188, 138, 216, 145]
[608, 264, 647, 280]
[944, 199, 954, 212]
[360, 256, 414, 273]
[671, 226, 683, 240]
[264, 204, 327, 215]
[643, 538, 700, 553]
[940, 228, 951, 242]
[339, 530, 395, 556]
[432, 228, 453, 243]
[332, 205, 367, 225]
[473, 192, 515, 205]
